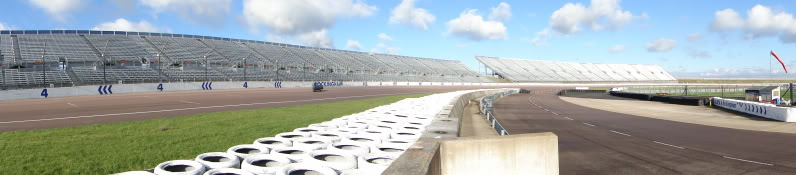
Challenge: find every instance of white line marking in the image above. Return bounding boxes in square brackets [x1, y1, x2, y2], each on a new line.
[653, 141, 684, 149]
[0, 92, 417, 124]
[723, 156, 774, 166]
[67, 103, 77, 107]
[582, 122, 595, 127]
[180, 100, 200, 104]
[563, 117, 574, 120]
[544, 109, 549, 111]
[609, 130, 632, 136]
[551, 112, 558, 115]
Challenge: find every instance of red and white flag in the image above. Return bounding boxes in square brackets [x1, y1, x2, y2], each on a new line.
[771, 50, 788, 73]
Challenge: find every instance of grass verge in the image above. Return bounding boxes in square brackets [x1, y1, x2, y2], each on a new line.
[0, 93, 430, 175]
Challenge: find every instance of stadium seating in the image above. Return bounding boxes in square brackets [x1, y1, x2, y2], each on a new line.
[0, 30, 489, 88]
[476, 56, 676, 82]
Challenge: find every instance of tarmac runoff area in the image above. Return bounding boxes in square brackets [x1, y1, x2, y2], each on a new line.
[560, 94, 796, 134]
[0, 86, 497, 132]
[493, 89, 796, 174]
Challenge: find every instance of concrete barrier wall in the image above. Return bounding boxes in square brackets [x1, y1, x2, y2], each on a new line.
[3, 81, 724, 101]
[713, 97, 796, 122]
[437, 133, 558, 175]
[383, 88, 558, 175]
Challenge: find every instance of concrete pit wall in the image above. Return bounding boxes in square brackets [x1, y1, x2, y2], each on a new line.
[383, 89, 559, 175]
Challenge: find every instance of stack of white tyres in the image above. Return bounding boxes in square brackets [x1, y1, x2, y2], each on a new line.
[116, 90, 479, 175]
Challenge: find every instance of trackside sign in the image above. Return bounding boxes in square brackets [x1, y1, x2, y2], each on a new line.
[713, 97, 796, 122]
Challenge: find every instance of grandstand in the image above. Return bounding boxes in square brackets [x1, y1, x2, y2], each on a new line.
[476, 56, 676, 82]
[0, 30, 488, 89]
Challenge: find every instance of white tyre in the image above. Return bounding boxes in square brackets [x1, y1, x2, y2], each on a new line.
[311, 131, 347, 143]
[340, 135, 382, 151]
[381, 139, 415, 149]
[275, 163, 337, 175]
[271, 147, 313, 163]
[333, 128, 360, 134]
[241, 154, 292, 175]
[253, 137, 293, 149]
[202, 168, 254, 175]
[358, 129, 391, 140]
[195, 152, 241, 169]
[373, 145, 407, 157]
[306, 150, 358, 172]
[293, 137, 332, 150]
[154, 160, 206, 175]
[389, 130, 422, 140]
[114, 171, 156, 175]
[327, 142, 370, 158]
[275, 132, 311, 141]
[293, 127, 324, 134]
[227, 144, 270, 160]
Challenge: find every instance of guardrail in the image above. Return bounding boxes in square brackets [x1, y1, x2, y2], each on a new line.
[480, 89, 521, 135]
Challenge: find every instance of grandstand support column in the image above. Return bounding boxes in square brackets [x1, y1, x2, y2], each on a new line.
[41, 41, 46, 88]
[101, 40, 110, 85]
[275, 60, 280, 82]
[302, 63, 306, 82]
[157, 53, 162, 83]
[204, 55, 208, 82]
[243, 57, 247, 82]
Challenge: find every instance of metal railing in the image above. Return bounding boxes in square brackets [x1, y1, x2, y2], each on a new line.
[480, 89, 521, 135]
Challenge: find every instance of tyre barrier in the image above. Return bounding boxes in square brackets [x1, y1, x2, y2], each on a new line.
[275, 163, 337, 175]
[306, 150, 358, 172]
[202, 168, 255, 175]
[195, 152, 241, 169]
[227, 145, 270, 159]
[119, 90, 486, 175]
[154, 160, 207, 175]
[241, 154, 292, 175]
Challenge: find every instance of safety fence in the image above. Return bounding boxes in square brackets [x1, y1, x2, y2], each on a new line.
[480, 89, 520, 135]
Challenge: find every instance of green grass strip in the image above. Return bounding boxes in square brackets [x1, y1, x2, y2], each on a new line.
[0, 93, 430, 175]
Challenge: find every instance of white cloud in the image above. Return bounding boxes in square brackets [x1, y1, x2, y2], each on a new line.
[370, 43, 400, 54]
[0, 22, 14, 30]
[489, 2, 512, 21]
[346, 40, 362, 51]
[389, 0, 435, 30]
[266, 34, 290, 44]
[710, 5, 796, 43]
[242, 0, 377, 48]
[687, 33, 703, 42]
[377, 33, 394, 41]
[243, 0, 376, 35]
[28, 0, 84, 21]
[687, 67, 790, 78]
[685, 47, 711, 58]
[446, 9, 508, 41]
[91, 18, 162, 32]
[645, 38, 677, 52]
[530, 28, 551, 46]
[296, 30, 333, 48]
[548, 0, 640, 35]
[608, 44, 626, 53]
[140, 0, 231, 27]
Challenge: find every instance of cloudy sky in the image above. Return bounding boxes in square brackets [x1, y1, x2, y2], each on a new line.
[1, 0, 796, 78]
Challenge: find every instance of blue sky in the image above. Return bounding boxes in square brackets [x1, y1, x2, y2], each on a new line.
[1, 0, 796, 78]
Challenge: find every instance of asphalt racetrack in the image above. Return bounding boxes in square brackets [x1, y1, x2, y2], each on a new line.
[494, 89, 796, 175]
[0, 86, 490, 132]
